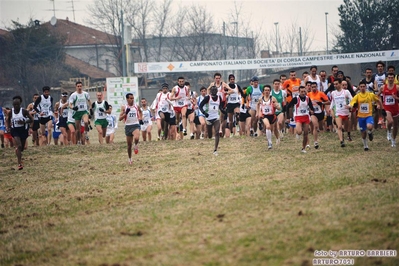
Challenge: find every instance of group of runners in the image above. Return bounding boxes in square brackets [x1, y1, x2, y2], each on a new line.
[1, 61, 399, 167]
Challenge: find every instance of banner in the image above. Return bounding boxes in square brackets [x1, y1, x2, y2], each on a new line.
[134, 50, 399, 74]
[106, 77, 139, 115]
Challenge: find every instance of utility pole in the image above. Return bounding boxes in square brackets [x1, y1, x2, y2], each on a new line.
[274, 22, 279, 55]
[223, 22, 226, 60]
[299, 27, 303, 56]
[325, 12, 329, 54]
[121, 10, 126, 77]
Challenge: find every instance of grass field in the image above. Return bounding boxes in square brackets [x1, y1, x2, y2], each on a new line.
[1, 125, 399, 266]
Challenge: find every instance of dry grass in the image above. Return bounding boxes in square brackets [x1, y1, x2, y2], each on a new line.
[1, 126, 399, 266]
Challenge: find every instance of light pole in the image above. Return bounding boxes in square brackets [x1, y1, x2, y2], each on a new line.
[325, 12, 329, 54]
[274, 22, 279, 54]
[231, 22, 238, 59]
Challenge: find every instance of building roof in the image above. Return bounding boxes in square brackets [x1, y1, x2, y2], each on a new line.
[43, 18, 118, 46]
[0, 28, 8, 36]
[65, 54, 116, 79]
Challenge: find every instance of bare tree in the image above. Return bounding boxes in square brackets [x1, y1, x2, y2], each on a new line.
[86, 0, 129, 75]
[151, 0, 173, 62]
[124, 0, 154, 63]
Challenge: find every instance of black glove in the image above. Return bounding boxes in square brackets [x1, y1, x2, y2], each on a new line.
[72, 106, 79, 111]
[99, 108, 105, 112]
[90, 109, 94, 116]
[89, 125, 93, 130]
[125, 108, 130, 115]
[204, 112, 209, 118]
[139, 120, 144, 125]
[89, 114, 92, 119]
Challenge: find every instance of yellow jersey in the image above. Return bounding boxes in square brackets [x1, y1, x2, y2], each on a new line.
[350, 92, 379, 118]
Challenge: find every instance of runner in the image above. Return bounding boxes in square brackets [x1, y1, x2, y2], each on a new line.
[185, 82, 197, 140]
[195, 87, 207, 139]
[245, 76, 263, 136]
[69, 81, 92, 145]
[286, 86, 315, 153]
[33, 86, 54, 145]
[225, 74, 241, 136]
[54, 92, 70, 145]
[239, 87, 251, 136]
[330, 78, 353, 147]
[257, 85, 281, 149]
[140, 98, 153, 141]
[381, 73, 399, 147]
[305, 65, 321, 91]
[91, 91, 110, 144]
[170, 77, 189, 136]
[153, 83, 172, 140]
[105, 105, 118, 144]
[119, 93, 143, 164]
[271, 79, 287, 142]
[66, 92, 77, 145]
[6, 96, 33, 170]
[307, 82, 330, 149]
[0, 106, 5, 148]
[199, 86, 226, 155]
[26, 94, 40, 146]
[347, 81, 382, 151]
[207, 73, 229, 137]
[282, 70, 301, 121]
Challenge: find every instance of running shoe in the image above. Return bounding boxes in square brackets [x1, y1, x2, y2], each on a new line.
[18, 164, 23, 170]
[250, 129, 254, 136]
[301, 148, 307, 153]
[219, 131, 223, 137]
[258, 121, 264, 131]
[200, 133, 204, 139]
[190, 133, 194, 140]
[347, 135, 352, 141]
[268, 142, 272, 150]
[392, 139, 396, 148]
[387, 131, 392, 141]
[368, 131, 374, 141]
[213, 150, 218, 156]
[134, 145, 139, 154]
[306, 144, 310, 150]
[314, 142, 319, 149]
[1, 143, 4, 148]
[183, 129, 187, 136]
[364, 147, 369, 151]
[340, 141, 345, 147]
[254, 133, 258, 137]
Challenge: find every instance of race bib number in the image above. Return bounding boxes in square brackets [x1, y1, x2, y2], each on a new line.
[79, 104, 85, 109]
[359, 103, 369, 113]
[313, 105, 321, 113]
[161, 107, 167, 112]
[230, 96, 237, 101]
[385, 95, 395, 105]
[42, 111, 49, 116]
[263, 107, 270, 114]
[300, 109, 307, 114]
[129, 113, 136, 118]
[177, 100, 185, 106]
[98, 112, 104, 117]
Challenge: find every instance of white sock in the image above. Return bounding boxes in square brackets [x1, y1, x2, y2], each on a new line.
[266, 129, 272, 143]
[362, 138, 368, 147]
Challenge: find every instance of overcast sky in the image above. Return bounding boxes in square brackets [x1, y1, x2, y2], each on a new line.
[0, 0, 343, 52]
